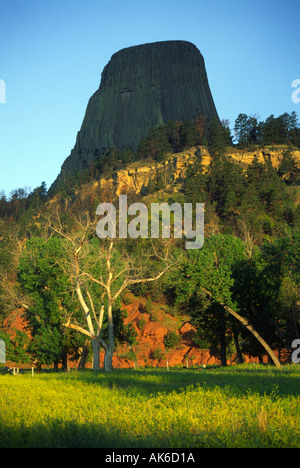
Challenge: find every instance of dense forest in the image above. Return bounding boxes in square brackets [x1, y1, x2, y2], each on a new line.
[0, 111, 300, 370]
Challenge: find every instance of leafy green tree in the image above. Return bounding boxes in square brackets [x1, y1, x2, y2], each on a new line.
[122, 146, 134, 164]
[244, 156, 294, 234]
[180, 120, 197, 149]
[194, 115, 208, 145]
[207, 155, 244, 220]
[173, 235, 246, 364]
[233, 112, 300, 147]
[232, 255, 281, 361]
[260, 113, 295, 145]
[278, 149, 299, 184]
[262, 114, 279, 145]
[18, 237, 84, 370]
[234, 113, 249, 147]
[234, 114, 260, 147]
[172, 234, 281, 366]
[166, 120, 182, 152]
[208, 118, 231, 157]
[261, 232, 300, 343]
[232, 232, 300, 362]
[184, 157, 209, 204]
[135, 125, 171, 161]
[9, 330, 31, 364]
[247, 115, 260, 147]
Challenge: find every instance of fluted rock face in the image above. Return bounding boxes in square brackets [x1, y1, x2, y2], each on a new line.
[51, 40, 219, 190]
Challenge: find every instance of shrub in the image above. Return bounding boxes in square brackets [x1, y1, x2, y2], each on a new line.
[150, 347, 165, 360]
[145, 299, 159, 321]
[144, 298, 153, 314]
[138, 316, 147, 330]
[164, 330, 180, 349]
[122, 295, 133, 305]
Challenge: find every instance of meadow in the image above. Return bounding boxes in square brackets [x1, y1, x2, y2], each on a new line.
[0, 364, 299, 448]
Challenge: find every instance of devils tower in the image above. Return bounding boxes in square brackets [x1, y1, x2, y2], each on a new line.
[51, 40, 219, 191]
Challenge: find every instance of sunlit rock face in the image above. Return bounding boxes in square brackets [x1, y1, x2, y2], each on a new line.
[51, 40, 219, 190]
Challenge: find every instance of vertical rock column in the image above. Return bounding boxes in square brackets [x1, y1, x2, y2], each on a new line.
[51, 40, 219, 191]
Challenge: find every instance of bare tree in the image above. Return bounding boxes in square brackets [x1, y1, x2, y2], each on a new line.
[46, 211, 176, 372]
[237, 218, 256, 258]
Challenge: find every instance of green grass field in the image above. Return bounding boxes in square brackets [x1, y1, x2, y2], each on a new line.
[0, 365, 299, 448]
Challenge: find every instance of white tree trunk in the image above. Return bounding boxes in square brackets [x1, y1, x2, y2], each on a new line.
[104, 302, 114, 372]
[104, 345, 114, 372]
[92, 339, 100, 370]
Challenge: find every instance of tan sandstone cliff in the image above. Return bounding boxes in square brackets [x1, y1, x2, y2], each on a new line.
[93, 145, 300, 198]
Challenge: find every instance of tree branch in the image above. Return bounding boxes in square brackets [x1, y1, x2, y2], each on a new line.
[63, 321, 97, 341]
[202, 288, 281, 367]
[63, 319, 108, 350]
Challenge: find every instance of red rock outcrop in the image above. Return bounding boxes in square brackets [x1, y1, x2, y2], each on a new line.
[2, 299, 290, 369]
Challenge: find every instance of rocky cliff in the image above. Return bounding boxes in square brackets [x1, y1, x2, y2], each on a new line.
[85, 145, 300, 199]
[51, 41, 219, 192]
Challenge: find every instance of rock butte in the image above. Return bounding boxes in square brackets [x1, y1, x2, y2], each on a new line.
[51, 40, 219, 192]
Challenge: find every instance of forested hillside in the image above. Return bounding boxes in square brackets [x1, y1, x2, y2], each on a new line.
[0, 113, 300, 370]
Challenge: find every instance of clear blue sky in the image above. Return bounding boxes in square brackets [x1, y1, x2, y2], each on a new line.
[0, 0, 299, 196]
